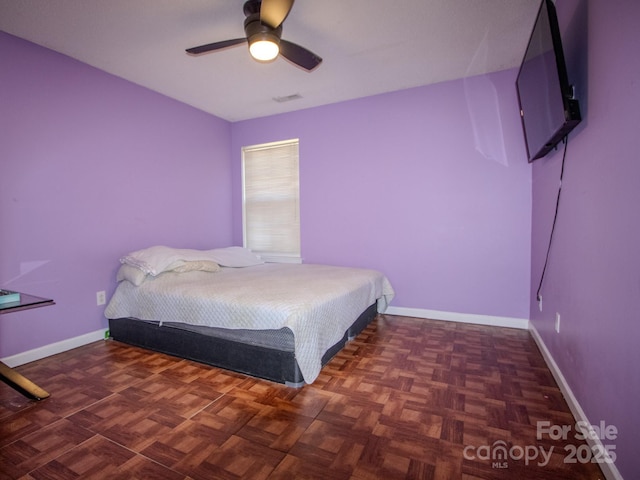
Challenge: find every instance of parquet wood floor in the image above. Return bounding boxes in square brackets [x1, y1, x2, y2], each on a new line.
[0, 315, 606, 479]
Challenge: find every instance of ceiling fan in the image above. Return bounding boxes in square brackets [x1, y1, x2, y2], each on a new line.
[186, 0, 322, 71]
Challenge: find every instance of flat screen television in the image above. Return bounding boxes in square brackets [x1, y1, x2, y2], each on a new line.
[516, 0, 581, 162]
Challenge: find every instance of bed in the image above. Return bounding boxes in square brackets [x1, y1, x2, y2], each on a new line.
[104, 246, 394, 386]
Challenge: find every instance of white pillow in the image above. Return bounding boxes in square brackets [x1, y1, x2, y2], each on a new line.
[116, 264, 148, 286]
[207, 246, 264, 268]
[120, 245, 189, 275]
[120, 246, 263, 275]
[170, 260, 221, 273]
[116, 260, 221, 286]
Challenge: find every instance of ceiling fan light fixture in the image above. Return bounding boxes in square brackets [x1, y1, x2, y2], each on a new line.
[249, 36, 280, 62]
[187, 0, 322, 71]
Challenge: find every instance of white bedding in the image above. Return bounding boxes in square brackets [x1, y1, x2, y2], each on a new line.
[105, 263, 394, 383]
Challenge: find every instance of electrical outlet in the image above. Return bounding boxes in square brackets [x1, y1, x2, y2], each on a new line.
[96, 290, 106, 306]
[555, 312, 561, 333]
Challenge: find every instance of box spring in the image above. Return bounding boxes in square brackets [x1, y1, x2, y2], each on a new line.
[108, 303, 377, 387]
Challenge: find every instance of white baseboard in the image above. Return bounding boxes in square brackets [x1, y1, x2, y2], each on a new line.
[1, 329, 108, 368]
[385, 306, 529, 330]
[528, 324, 622, 480]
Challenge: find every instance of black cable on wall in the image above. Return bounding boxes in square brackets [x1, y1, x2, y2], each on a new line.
[536, 135, 570, 304]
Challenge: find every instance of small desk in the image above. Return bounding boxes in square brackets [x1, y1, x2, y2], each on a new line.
[0, 292, 55, 400]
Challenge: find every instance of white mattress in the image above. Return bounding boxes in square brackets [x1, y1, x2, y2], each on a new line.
[105, 263, 394, 383]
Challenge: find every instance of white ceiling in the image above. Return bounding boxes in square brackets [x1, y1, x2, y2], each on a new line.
[0, 0, 542, 122]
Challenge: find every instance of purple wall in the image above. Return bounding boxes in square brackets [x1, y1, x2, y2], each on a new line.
[0, 32, 234, 358]
[231, 70, 532, 319]
[530, 0, 640, 478]
[4, 0, 638, 475]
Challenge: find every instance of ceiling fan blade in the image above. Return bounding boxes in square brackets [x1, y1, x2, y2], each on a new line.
[186, 38, 246, 55]
[279, 39, 322, 71]
[260, 0, 294, 28]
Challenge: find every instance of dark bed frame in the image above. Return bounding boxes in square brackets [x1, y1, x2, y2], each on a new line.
[108, 303, 377, 387]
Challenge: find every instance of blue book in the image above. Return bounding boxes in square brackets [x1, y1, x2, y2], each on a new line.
[0, 289, 20, 305]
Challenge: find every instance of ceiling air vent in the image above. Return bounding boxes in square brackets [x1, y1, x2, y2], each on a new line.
[273, 93, 302, 103]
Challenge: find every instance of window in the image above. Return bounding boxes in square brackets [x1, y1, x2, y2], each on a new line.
[242, 139, 300, 263]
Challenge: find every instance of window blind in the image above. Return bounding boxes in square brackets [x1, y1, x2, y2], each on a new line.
[242, 139, 300, 262]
